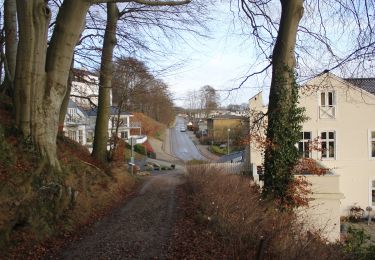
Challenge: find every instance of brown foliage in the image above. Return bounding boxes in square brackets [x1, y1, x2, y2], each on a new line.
[185, 167, 346, 259]
[131, 112, 166, 140]
[293, 158, 329, 176]
[279, 176, 312, 209]
[110, 137, 126, 165]
[0, 98, 139, 258]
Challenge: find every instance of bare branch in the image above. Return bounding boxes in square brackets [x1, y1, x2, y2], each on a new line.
[89, 0, 191, 6]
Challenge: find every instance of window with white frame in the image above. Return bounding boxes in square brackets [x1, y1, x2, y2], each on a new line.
[371, 180, 375, 206]
[68, 130, 77, 141]
[370, 131, 375, 158]
[87, 131, 94, 143]
[121, 131, 128, 139]
[319, 91, 336, 119]
[321, 131, 335, 159]
[298, 131, 312, 158]
[78, 130, 83, 144]
[321, 91, 334, 106]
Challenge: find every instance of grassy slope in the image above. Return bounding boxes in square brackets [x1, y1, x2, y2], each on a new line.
[130, 112, 167, 141]
[0, 99, 140, 258]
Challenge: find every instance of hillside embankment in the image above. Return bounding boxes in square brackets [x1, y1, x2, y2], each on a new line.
[0, 100, 140, 259]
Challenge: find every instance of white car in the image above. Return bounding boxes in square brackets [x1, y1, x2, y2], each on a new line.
[180, 126, 186, 132]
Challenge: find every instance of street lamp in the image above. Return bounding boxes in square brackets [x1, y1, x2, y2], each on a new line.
[227, 128, 231, 155]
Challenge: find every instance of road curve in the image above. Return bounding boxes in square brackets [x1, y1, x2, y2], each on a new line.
[170, 117, 206, 161]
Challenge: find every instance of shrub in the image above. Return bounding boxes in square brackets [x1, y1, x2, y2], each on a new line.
[349, 205, 365, 222]
[199, 136, 211, 145]
[210, 145, 226, 155]
[344, 226, 375, 259]
[134, 144, 146, 155]
[147, 151, 156, 159]
[185, 167, 345, 259]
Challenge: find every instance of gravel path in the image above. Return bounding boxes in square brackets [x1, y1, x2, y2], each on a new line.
[54, 171, 185, 260]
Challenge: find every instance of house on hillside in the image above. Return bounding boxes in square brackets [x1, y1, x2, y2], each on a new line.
[63, 99, 88, 145]
[63, 99, 145, 149]
[248, 72, 375, 216]
[70, 68, 112, 108]
[207, 115, 248, 143]
[84, 106, 144, 147]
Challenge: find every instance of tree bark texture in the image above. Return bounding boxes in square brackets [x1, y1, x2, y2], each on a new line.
[14, 0, 89, 170]
[92, 3, 119, 162]
[4, 0, 18, 89]
[263, 0, 304, 199]
[59, 60, 74, 129]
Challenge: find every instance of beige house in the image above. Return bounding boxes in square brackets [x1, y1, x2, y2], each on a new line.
[249, 72, 375, 216]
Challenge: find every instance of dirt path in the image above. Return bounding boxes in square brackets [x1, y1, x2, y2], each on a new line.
[53, 171, 185, 260]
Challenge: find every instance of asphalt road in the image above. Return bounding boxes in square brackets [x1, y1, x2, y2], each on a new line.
[170, 117, 206, 161]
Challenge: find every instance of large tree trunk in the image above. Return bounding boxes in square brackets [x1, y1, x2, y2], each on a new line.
[263, 0, 304, 203]
[3, 0, 18, 92]
[92, 3, 119, 163]
[14, 0, 89, 170]
[59, 60, 74, 129]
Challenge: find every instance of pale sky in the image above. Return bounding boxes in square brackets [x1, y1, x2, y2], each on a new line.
[148, 1, 374, 108]
[78, 1, 372, 109]
[152, 2, 271, 108]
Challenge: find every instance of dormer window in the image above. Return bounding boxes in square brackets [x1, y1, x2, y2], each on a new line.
[319, 91, 336, 119]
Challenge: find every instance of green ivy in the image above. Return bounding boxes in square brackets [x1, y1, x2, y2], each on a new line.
[263, 66, 306, 207]
[344, 226, 375, 260]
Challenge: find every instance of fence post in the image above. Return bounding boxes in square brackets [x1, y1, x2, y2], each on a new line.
[256, 236, 265, 260]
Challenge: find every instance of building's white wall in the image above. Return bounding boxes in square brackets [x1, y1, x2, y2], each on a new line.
[298, 174, 344, 242]
[248, 92, 268, 170]
[71, 76, 112, 107]
[300, 74, 375, 215]
[248, 74, 375, 216]
[63, 124, 87, 145]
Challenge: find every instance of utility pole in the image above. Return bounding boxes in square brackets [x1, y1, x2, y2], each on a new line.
[227, 128, 231, 155]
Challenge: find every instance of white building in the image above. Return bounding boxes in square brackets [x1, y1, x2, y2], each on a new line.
[248, 72, 375, 216]
[63, 99, 88, 145]
[70, 69, 112, 108]
[84, 106, 141, 147]
[63, 99, 145, 149]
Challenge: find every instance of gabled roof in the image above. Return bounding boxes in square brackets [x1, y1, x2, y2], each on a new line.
[344, 78, 375, 94]
[68, 99, 88, 117]
[85, 106, 133, 117]
[303, 72, 375, 99]
[68, 99, 78, 109]
[208, 115, 247, 120]
[217, 150, 244, 163]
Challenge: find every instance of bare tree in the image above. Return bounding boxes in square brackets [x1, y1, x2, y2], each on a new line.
[112, 56, 175, 125]
[237, 0, 375, 205]
[12, 0, 191, 171]
[2, 0, 17, 94]
[199, 85, 219, 118]
[92, 3, 119, 162]
[89, 1, 208, 162]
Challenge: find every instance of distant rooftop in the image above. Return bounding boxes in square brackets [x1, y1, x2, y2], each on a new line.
[344, 78, 375, 94]
[68, 99, 88, 116]
[85, 106, 133, 117]
[209, 115, 247, 120]
[216, 150, 244, 163]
